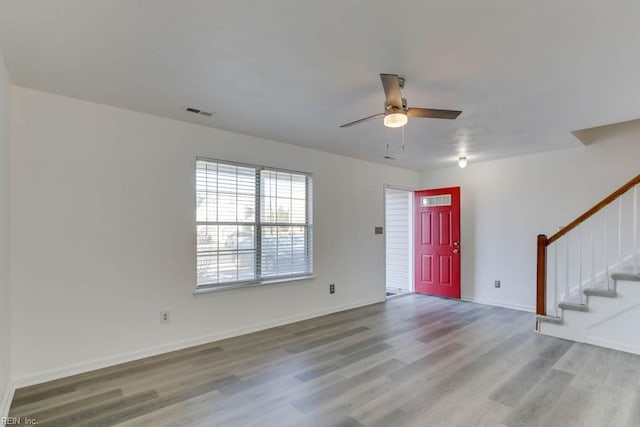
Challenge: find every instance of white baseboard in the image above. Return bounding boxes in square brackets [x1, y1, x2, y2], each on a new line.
[539, 328, 640, 356]
[461, 296, 535, 313]
[13, 297, 385, 388]
[586, 336, 640, 356]
[1, 380, 15, 420]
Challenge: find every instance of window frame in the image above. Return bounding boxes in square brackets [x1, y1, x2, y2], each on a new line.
[195, 156, 314, 293]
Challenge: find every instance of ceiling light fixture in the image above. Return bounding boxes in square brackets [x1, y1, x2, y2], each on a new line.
[457, 156, 468, 168]
[383, 112, 408, 128]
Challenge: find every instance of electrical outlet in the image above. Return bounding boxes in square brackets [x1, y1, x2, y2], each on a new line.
[329, 284, 335, 294]
[160, 310, 170, 324]
[495, 280, 501, 288]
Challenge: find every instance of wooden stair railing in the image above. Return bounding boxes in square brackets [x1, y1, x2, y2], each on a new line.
[537, 172, 640, 316]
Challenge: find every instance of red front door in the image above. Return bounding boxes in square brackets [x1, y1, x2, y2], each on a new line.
[414, 187, 461, 298]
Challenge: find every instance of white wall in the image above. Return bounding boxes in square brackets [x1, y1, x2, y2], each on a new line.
[0, 50, 12, 416]
[420, 128, 640, 311]
[10, 87, 419, 385]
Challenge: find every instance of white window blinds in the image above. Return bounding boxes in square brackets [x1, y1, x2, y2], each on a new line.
[196, 158, 313, 290]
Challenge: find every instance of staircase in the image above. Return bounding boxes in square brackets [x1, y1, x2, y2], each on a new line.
[535, 173, 640, 355]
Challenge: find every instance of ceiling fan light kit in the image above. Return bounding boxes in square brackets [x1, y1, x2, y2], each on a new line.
[383, 112, 408, 128]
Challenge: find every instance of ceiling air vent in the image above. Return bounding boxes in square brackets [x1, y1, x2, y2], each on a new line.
[185, 107, 215, 117]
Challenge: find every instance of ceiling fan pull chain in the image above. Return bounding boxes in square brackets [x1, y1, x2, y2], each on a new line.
[402, 126, 405, 151]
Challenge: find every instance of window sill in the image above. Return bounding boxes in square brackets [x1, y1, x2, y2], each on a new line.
[193, 275, 315, 295]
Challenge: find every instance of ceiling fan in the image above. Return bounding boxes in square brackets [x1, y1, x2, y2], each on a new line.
[339, 74, 462, 128]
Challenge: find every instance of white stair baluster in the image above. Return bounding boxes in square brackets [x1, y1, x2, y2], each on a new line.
[618, 197, 623, 270]
[590, 219, 595, 289]
[604, 208, 609, 289]
[565, 234, 570, 302]
[579, 224, 583, 304]
[634, 185, 638, 275]
[554, 243, 558, 317]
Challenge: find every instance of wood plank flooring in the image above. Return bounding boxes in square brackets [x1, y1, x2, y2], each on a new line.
[8, 294, 640, 426]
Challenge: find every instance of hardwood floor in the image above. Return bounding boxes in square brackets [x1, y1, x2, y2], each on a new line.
[8, 294, 640, 426]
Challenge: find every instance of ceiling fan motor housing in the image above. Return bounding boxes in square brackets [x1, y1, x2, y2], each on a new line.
[385, 97, 408, 113]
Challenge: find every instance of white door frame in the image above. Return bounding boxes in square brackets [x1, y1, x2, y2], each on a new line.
[383, 184, 415, 298]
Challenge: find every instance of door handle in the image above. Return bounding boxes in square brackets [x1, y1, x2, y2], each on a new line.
[453, 248, 460, 254]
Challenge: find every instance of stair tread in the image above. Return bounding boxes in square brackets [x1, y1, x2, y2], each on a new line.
[611, 272, 640, 281]
[584, 288, 617, 297]
[559, 302, 589, 312]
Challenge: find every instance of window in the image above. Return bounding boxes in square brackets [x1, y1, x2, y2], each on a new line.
[196, 158, 313, 291]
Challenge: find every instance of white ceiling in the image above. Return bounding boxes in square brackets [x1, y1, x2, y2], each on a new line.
[1, 1, 640, 171]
